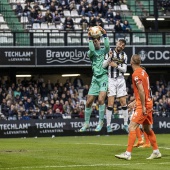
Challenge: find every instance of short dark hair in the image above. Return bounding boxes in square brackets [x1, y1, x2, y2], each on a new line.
[118, 39, 126, 45]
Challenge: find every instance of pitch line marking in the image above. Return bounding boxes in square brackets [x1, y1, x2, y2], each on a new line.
[74, 143, 170, 150]
[0, 162, 170, 170]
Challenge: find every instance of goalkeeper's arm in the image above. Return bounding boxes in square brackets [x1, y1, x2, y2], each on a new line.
[87, 28, 95, 58]
[87, 40, 95, 58]
[98, 26, 110, 54]
[102, 33, 110, 55]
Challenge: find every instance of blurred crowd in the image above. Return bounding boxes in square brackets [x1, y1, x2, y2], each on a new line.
[14, 0, 131, 32]
[127, 78, 170, 118]
[0, 75, 170, 121]
[158, 0, 170, 15]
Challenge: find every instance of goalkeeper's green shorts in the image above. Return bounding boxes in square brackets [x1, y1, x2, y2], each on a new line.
[88, 74, 108, 96]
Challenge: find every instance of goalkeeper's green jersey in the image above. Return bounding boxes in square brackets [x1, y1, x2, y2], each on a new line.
[87, 37, 110, 77]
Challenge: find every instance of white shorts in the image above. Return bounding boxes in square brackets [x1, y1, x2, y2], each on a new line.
[108, 76, 127, 98]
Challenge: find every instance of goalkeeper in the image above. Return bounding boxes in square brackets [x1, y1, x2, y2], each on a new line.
[80, 26, 110, 132]
[102, 39, 129, 133]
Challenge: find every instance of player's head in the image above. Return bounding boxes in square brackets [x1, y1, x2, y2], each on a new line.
[93, 37, 101, 50]
[115, 39, 126, 52]
[130, 54, 141, 66]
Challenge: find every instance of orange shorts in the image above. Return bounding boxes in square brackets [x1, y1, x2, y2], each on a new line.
[131, 107, 153, 125]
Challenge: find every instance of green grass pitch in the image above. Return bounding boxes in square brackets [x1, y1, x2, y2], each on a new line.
[0, 134, 169, 170]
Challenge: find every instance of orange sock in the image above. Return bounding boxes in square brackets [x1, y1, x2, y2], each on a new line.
[136, 127, 143, 142]
[127, 131, 136, 152]
[143, 131, 150, 144]
[147, 130, 158, 150]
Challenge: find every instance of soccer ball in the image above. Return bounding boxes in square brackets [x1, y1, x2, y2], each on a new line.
[90, 26, 102, 39]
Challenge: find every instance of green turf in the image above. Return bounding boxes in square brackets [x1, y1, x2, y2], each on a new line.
[0, 134, 169, 170]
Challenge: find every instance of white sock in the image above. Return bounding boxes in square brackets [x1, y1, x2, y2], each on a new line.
[106, 109, 112, 126]
[122, 109, 128, 125]
[125, 151, 131, 156]
[153, 149, 160, 154]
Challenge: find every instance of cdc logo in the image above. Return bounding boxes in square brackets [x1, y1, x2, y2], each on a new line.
[138, 50, 147, 61]
[138, 49, 170, 61]
[111, 123, 120, 131]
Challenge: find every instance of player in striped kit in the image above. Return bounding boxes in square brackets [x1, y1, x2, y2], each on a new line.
[103, 39, 129, 133]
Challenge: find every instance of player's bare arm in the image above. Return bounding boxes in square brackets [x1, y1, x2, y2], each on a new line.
[128, 100, 136, 111]
[136, 82, 146, 115]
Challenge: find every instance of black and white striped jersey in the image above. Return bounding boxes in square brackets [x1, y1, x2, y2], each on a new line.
[105, 48, 127, 78]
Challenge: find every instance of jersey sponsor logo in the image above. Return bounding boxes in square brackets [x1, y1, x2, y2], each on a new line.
[111, 51, 126, 64]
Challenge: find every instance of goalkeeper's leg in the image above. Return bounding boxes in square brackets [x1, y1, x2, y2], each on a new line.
[80, 95, 95, 132]
[95, 91, 107, 132]
[79, 107, 92, 132]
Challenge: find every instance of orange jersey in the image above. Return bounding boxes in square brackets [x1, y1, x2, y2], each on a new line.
[132, 67, 152, 108]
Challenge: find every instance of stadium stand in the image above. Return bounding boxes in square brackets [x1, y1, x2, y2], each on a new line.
[127, 0, 154, 16]
[0, 0, 32, 46]
[0, 0, 146, 46]
[0, 76, 170, 120]
[0, 0, 169, 46]
[0, 0, 170, 120]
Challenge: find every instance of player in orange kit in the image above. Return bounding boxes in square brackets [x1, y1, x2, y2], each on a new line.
[115, 54, 161, 160]
[133, 126, 150, 148]
[129, 107, 150, 148]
